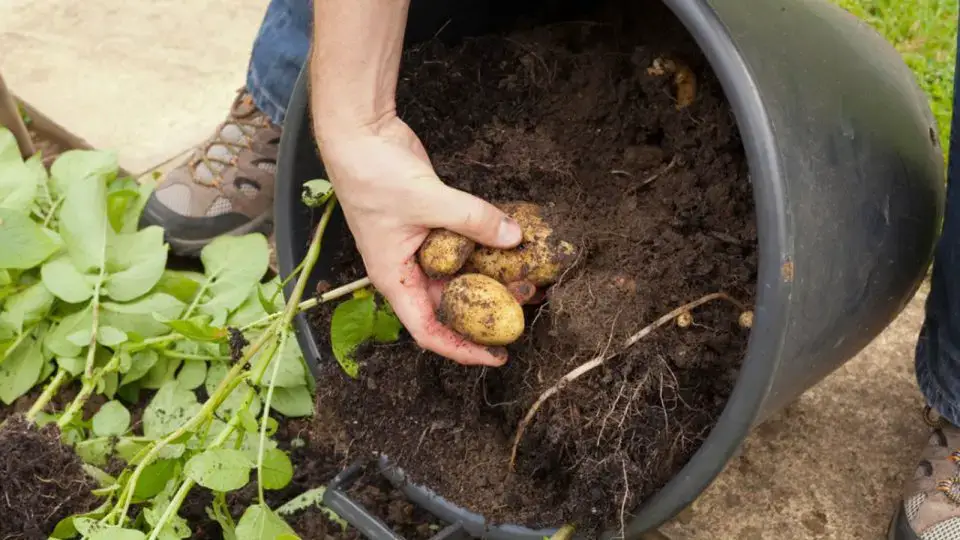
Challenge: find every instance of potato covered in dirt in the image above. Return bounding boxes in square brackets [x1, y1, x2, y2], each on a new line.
[439, 274, 525, 346]
[418, 229, 476, 278]
[465, 202, 577, 286]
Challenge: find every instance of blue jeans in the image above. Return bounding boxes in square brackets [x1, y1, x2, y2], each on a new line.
[246, 0, 312, 125]
[246, 0, 960, 426]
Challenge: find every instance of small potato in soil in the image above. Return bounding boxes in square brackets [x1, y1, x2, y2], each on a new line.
[440, 274, 525, 346]
[418, 229, 476, 278]
[466, 202, 577, 286]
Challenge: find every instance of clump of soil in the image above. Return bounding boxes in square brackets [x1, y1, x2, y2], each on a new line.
[309, 0, 757, 535]
[0, 415, 100, 539]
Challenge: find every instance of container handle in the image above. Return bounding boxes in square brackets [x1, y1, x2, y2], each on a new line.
[322, 459, 471, 540]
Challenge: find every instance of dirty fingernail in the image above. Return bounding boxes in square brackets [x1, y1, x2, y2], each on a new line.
[498, 217, 522, 246]
[486, 346, 509, 365]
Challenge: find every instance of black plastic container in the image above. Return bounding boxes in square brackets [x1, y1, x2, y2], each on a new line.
[275, 0, 945, 537]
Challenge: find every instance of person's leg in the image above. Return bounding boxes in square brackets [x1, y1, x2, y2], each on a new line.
[140, 0, 311, 256]
[888, 17, 960, 540]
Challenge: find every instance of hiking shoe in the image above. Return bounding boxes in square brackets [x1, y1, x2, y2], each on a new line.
[140, 89, 280, 256]
[889, 406, 960, 539]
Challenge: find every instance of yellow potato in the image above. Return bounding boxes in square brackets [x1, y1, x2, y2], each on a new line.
[418, 229, 476, 278]
[439, 274, 525, 346]
[465, 202, 577, 286]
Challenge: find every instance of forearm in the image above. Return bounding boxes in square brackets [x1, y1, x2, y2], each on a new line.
[310, 0, 410, 141]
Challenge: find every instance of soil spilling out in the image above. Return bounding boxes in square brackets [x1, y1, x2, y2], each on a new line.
[0, 416, 100, 539]
[309, 1, 758, 534]
[185, 414, 440, 539]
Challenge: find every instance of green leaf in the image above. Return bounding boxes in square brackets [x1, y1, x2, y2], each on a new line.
[101, 293, 185, 337]
[260, 448, 294, 490]
[46, 305, 92, 357]
[75, 437, 112, 466]
[0, 145, 43, 211]
[275, 486, 347, 528]
[177, 359, 206, 390]
[330, 295, 376, 378]
[0, 129, 17, 163]
[87, 527, 147, 540]
[106, 178, 140, 233]
[0, 337, 42, 404]
[37, 358, 55, 384]
[58, 167, 111, 272]
[56, 355, 85, 377]
[198, 234, 270, 317]
[258, 285, 279, 315]
[269, 386, 314, 418]
[0, 209, 58, 269]
[140, 357, 178, 390]
[103, 226, 168, 301]
[163, 318, 227, 342]
[301, 179, 333, 207]
[133, 459, 178, 500]
[119, 349, 159, 385]
[0, 280, 54, 332]
[40, 255, 93, 303]
[97, 325, 128, 347]
[236, 504, 298, 540]
[185, 449, 253, 492]
[49, 149, 118, 196]
[155, 270, 204, 304]
[259, 336, 307, 388]
[143, 381, 201, 438]
[207, 362, 260, 419]
[373, 302, 403, 343]
[92, 400, 131, 436]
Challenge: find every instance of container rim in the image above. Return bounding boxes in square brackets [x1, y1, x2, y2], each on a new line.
[275, 0, 793, 534]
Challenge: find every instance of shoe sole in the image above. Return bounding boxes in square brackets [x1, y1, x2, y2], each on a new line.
[888, 502, 920, 540]
[141, 204, 274, 257]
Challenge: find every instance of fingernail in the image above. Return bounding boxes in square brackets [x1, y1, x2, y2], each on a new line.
[486, 346, 508, 365]
[498, 217, 522, 246]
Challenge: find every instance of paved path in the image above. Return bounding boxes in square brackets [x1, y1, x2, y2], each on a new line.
[1, 1, 933, 537]
[0, 0, 270, 174]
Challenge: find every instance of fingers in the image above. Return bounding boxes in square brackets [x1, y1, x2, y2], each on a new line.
[505, 281, 538, 305]
[380, 258, 507, 367]
[419, 186, 523, 249]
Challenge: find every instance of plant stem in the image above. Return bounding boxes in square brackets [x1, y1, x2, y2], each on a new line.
[85, 262, 107, 380]
[161, 350, 231, 362]
[59, 354, 120, 428]
[26, 368, 68, 421]
[0, 324, 37, 365]
[115, 196, 339, 526]
[147, 384, 259, 538]
[42, 195, 64, 227]
[257, 328, 288, 504]
[238, 276, 369, 333]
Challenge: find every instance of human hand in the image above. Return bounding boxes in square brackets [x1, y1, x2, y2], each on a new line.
[317, 115, 527, 366]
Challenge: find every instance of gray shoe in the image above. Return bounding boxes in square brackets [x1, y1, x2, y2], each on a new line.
[889, 406, 960, 539]
[140, 88, 280, 256]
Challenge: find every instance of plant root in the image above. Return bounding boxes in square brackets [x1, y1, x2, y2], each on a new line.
[509, 292, 747, 470]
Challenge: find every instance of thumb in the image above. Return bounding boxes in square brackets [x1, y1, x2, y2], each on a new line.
[424, 185, 523, 248]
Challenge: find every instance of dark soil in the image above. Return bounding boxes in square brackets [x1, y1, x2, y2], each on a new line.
[185, 412, 441, 539]
[309, 0, 757, 535]
[0, 415, 100, 539]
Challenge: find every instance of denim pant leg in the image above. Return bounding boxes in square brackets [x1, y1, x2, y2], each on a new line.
[245, 0, 313, 125]
[915, 23, 960, 426]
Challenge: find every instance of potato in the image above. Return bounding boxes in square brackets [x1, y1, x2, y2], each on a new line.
[418, 229, 476, 278]
[465, 202, 577, 286]
[439, 274, 525, 346]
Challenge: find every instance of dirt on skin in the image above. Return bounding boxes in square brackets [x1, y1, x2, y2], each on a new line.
[0, 415, 100, 539]
[308, 0, 757, 535]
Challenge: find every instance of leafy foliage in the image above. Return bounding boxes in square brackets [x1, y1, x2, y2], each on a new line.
[0, 127, 358, 539]
[329, 289, 402, 377]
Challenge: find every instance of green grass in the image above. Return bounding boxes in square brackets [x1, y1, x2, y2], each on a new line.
[832, 0, 958, 156]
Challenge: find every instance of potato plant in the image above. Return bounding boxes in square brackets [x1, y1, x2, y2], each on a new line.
[0, 128, 365, 539]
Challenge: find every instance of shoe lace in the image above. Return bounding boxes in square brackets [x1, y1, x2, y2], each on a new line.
[189, 92, 266, 187]
[925, 406, 960, 504]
